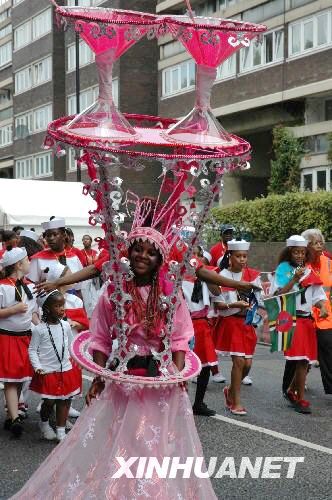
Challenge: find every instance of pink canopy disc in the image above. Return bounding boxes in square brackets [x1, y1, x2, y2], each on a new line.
[51, 3, 166, 141]
[71, 331, 202, 387]
[162, 15, 267, 147]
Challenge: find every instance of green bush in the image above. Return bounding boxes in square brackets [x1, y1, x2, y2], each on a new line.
[210, 191, 332, 241]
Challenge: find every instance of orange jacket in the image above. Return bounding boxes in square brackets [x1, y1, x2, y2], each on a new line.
[311, 255, 332, 330]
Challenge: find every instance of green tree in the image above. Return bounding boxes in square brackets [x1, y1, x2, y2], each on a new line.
[268, 126, 304, 194]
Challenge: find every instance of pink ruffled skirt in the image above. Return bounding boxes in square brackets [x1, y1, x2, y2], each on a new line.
[11, 381, 217, 499]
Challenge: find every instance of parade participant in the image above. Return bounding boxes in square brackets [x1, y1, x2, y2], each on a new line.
[0, 247, 38, 437]
[271, 235, 328, 414]
[29, 291, 82, 442]
[0, 230, 19, 259]
[209, 223, 235, 267]
[28, 218, 83, 292]
[18, 230, 43, 259]
[13, 226, 24, 236]
[16, 229, 43, 418]
[11, 227, 218, 499]
[302, 229, 332, 394]
[182, 256, 220, 416]
[81, 234, 98, 267]
[212, 240, 262, 416]
[65, 227, 85, 266]
[80, 234, 101, 317]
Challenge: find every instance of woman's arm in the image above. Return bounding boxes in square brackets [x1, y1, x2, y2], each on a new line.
[275, 267, 305, 295]
[34, 265, 99, 294]
[196, 267, 260, 292]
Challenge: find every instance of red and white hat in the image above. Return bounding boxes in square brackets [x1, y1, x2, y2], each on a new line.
[20, 230, 39, 242]
[0, 247, 27, 267]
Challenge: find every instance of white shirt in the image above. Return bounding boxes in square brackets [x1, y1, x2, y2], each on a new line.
[210, 268, 263, 317]
[0, 281, 38, 331]
[65, 292, 85, 336]
[28, 251, 83, 290]
[29, 320, 73, 373]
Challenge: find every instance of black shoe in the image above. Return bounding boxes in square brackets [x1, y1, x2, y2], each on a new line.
[10, 417, 24, 438]
[3, 418, 12, 431]
[193, 403, 216, 417]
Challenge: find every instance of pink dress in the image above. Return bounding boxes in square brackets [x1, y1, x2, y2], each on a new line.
[12, 285, 217, 500]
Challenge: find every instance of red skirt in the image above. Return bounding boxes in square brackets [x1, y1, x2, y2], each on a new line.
[284, 317, 317, 362]
[30, 366, 82, 399]
[193, 318, 218, 370]
[0, 331, 33, 382]
[214, 316, 257, 358]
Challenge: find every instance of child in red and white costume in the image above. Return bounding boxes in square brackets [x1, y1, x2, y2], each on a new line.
[0, 247, 38, 437]
[212, 240, 262, 415]
[29, 290, 82, 441]
[271, 235, 328, 414]
[28, 218, 83, 291]
[182, 247, 219, 416]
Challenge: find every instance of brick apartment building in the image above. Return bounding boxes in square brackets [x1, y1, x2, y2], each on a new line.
[0, 0, 331, 206]
[156, 0, 332, 203]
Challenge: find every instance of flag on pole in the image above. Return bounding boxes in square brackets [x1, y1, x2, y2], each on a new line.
[264, 291, 297, 352]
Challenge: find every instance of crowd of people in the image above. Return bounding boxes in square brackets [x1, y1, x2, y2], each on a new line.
[0, 215, 331, 497]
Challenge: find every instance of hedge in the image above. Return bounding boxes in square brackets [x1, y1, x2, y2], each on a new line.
[210, 191, 332, 242]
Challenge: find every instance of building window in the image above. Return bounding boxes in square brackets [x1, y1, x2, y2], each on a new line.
[325, 99, 332, 121]
[32, 9, 52, 41]
[0, 24, 12, 40]
[240, 29, 284, 73]
[15, 157, 33, 179]
[15, 153, 52, 179]
[289, 10, 332, 57]
[14, 21, 31, 50]
[67, 82, 118, 114]
[35, 153, 52, 177]
[304, 134, 329, 154]
[14, 9, 52, 51]
[67, 41, 95, 72]
[0, 41, 12, 67]
[216, 53, 236, 80]
[13, 0, 25, 5]
[67, 0, 106, 5]
[0, 8, 11, 23]
[301, 167, 332, 191]
[15, 57, 52, 94]
[15, 104, 52, 137]
[0, 124, 12, 147]
[162, 60, 195, 97]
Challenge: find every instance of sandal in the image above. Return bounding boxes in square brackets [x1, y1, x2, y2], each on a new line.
[294, 399, 311, 414]
[230, 406, 247, 416]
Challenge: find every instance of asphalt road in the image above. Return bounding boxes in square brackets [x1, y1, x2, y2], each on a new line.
[1, 344, 332, 500]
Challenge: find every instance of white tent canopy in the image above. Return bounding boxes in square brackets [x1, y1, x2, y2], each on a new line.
[0, 179, 104, 245]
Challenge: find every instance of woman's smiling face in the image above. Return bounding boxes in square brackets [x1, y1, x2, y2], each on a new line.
[129, 240, 162, 278]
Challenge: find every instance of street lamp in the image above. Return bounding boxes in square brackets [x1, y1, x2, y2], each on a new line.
[75, 0, 81, 182]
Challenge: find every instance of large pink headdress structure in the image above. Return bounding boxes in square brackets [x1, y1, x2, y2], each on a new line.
[45, 1, 266, 387]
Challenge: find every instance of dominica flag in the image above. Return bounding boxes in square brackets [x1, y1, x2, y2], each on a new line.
[264, 292, 297, 352]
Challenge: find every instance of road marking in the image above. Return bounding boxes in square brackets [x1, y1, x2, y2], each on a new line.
[83, 374, 94, 382]
[212, 413, 332, 455]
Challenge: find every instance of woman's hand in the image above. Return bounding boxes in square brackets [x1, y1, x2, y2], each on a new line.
[233, 300, 250, 310]
[293, 267, 305, 282]
[319, 304, 329, 319]
[85, 378, 105, 406]
[34, 280, 58, 295]
[35, 369, 45, 375]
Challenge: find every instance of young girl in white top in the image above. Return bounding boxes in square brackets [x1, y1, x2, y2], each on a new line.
[0, 247, 38, 438]
[212, 240, 262, 416]
[29, 290, 82, 441]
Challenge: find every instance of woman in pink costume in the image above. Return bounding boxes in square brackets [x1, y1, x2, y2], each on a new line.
[12, 226, 217, 499]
